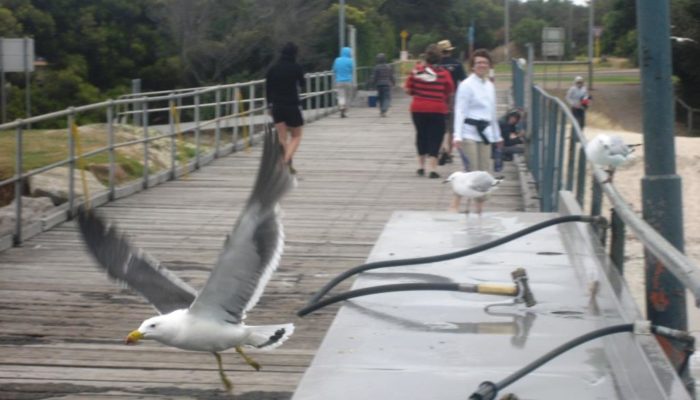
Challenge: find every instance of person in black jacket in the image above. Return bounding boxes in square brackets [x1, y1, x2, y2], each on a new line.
[436, 39, 466, 165]
[265, 42, 305, 172]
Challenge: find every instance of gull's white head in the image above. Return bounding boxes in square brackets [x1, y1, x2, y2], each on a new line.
[126, 311, 183, 344]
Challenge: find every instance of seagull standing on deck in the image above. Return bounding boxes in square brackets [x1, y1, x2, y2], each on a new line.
[585, 133, 639, 183]
[77, 126, 295, 392]
[445, 170, 503, 216]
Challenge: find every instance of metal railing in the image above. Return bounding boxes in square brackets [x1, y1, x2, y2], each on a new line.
[0, 70, 336, 248]
[512, 59, 700, 309]
[676, 97, 699, 134]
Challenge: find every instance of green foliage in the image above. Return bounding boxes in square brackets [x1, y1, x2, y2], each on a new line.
[408, 33, 441, 57]
[512, 18, 547, 56]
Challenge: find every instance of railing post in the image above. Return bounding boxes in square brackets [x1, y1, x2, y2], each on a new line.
[107, 102, 115, 200]
[142, 99, 150, 189]
[304, 74, 313, 121]
[13, 124, 23, 245]
[566, 125, 577, 191]
[529, 87, 540, 182]
[609, 208, 626, 274]
[248, 84, 255, 146]
[556, 110, 567, 197]
[169, 96, 176, 180]
[234, 86, 240, 151]
[195, 93, 201, 169]
[542, 100, 557, 212]
[67, 112, 75, 219]
[575, 145, 586, 206]
[215, 87, 221, 156]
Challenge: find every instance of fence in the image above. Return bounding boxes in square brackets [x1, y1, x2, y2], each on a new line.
[0, 70, 336, 249]
[512, 59, 700, 330]
[676, 97, 699, 134]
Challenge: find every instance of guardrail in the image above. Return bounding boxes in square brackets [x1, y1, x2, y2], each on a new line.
[512, 60, 700, 310]
[0, 70, 336, 249]
[676, 97, 699, 134]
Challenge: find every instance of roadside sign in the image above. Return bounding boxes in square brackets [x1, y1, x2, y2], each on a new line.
[0, 38, 35, 72]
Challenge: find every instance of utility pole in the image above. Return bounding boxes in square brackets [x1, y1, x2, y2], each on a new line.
[636, 0, 690, 391]
[339, 0, 346, 52]
[504, 0, 510, 62]
[587, 0, 594, 89]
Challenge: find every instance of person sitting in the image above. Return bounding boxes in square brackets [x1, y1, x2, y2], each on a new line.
[492, 109, 526, 171]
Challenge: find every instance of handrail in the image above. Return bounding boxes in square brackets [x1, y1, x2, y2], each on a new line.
[0, 69, 338, 248]
[513, 59, 700, 308]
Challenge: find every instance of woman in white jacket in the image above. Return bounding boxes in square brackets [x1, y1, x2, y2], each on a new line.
[452, 49, 502, 173]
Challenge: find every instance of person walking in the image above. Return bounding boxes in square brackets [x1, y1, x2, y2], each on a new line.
[436, 39, 467, 164]
[452, 48, 503, 174]
[265, 42, 305, 173]
[372, 53, 395, 117]
[333, 47, 354, 118]
[405, 44, 455, 179]
[565, 76, 590, 130]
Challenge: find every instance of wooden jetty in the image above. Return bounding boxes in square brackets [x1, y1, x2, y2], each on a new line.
[0, 93, 524, 399]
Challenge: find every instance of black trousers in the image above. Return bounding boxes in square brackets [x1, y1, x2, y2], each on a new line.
[411, 112, 445, 157]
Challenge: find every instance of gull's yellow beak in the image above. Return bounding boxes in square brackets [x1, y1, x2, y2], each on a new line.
[125, 330, 144, 345]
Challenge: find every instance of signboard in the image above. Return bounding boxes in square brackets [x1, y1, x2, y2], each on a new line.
[0, 38, 35, 72]
[542, 27, 565, 42]
[541, 27, 564, 57]
[542, 42, 564, 57]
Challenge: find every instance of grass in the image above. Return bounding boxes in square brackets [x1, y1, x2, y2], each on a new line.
[0, 124, 208, 184]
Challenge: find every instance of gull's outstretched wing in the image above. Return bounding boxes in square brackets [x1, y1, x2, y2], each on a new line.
[189, 125, 294, 323]
[77, 209, 197, 314]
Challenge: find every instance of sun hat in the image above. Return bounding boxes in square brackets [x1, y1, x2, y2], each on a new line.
[437, 39, 455, 52]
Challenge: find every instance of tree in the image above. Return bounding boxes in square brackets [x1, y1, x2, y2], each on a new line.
[512, 17, 547, 56]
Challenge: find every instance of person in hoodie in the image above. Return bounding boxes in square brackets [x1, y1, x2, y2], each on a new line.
[333, 47, 354, 118]
[404, 44, 455, 179]
[265, 42, 305, 173]
[372, 53, 395, 117]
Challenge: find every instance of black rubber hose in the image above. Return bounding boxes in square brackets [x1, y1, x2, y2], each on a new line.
[298, 283, 460, 317]
[306, 215, 601, 306]
[468, 323, 696, 400]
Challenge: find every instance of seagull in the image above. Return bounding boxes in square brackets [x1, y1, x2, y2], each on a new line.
[445, 171, 503, 216]
[76, 126, 295, 392]
[585, 133, 640, 183]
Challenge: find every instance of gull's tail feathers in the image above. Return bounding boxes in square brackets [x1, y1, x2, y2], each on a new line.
[245, 323, 295, 350]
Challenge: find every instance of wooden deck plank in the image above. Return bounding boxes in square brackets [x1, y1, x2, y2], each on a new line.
[0, 93, 523, 399]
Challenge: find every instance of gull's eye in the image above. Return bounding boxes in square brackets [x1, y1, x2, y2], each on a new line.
[149, 323, 157, 328]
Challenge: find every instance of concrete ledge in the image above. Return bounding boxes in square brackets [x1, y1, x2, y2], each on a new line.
[515, 154, 539, 212]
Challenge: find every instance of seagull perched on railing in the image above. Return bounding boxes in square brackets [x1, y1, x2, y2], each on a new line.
[585, 133, 640, 183]
[76, 125, 295, 392]
[445, 170, 503, 216]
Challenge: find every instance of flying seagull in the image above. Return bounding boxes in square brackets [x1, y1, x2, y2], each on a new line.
[585, 133, 639, 183]
[77, 126, 295, 392]
[445, 171, 503, 216]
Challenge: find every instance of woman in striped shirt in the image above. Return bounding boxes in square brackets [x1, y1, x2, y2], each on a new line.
[405, 44, 455, 179]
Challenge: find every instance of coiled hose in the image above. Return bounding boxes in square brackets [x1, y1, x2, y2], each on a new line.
[300, 215, 602, 315]
[469, 323, 695, 400]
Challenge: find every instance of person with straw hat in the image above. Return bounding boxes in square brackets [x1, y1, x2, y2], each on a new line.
[436, 39, 466, 166]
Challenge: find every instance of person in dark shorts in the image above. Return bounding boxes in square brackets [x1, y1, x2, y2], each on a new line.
[265, 42, 305, 172]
